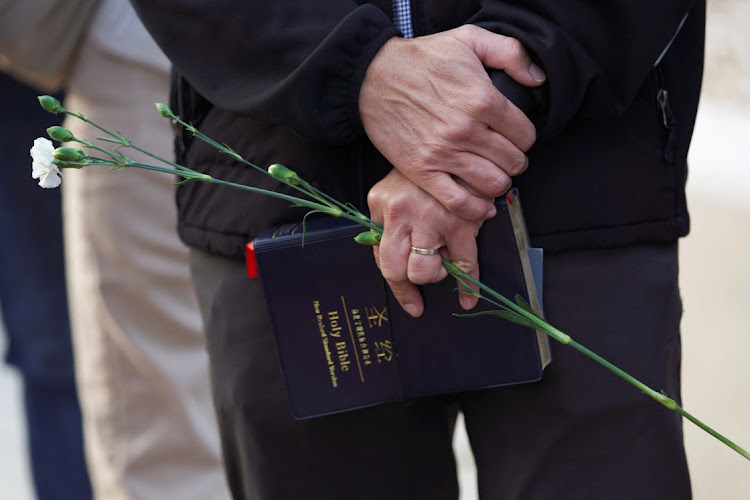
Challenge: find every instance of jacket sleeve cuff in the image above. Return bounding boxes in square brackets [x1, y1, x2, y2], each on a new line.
[346, 20, 401, 139]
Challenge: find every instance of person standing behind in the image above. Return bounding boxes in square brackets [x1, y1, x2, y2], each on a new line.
[59, 1, 232, 498]
[0, 73, 92, 500]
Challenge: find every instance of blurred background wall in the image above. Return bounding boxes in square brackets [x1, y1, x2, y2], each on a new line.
[679, 0, 750, 497]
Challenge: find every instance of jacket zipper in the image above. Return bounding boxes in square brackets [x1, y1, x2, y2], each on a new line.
[654, 67, 677, 164]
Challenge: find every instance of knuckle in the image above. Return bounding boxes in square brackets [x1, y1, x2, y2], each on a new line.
[485, 173, 511, 197]
[380, 265, 401, 284]
[366, 189, 383, 210]
[517, 126, 537, 152]
[492, 92, 511, 116]
[408, 254, 447, 284]
[505, 152, 529, 176]
[442, 188, 470, 214]
[504, 38, 526, 67]
[407, 271, 429, 285]
[443, 116, 475, 143]
[454, 24, 478, 40]
[499, 91, 513, 110]
[384, 192, 411, 217]
[450, 257, 478, 275]
[453, 24, 469, 36]
[469, 89, 496, 116]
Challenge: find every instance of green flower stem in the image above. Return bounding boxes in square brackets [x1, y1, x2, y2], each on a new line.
[208, 177, 343, 218]
[41, 96, 749, 461]
[129, 161, 382, 231]
[126, 162, 339, 215]
[59, 108, 192, 174]
[79, 141, 129, 163]
[299, 182, 384, 231]
[61, 109, 130, 146]
[444, 258, 750, 461]
[569, 339, 750, 459]
[209, 177, 383, 231]
[126, 142, 192, 173]
[167, 112, 383, 229]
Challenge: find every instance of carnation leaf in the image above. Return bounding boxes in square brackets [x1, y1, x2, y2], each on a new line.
[454, 309, 539, 329]
[514, 294, 537, 316]
[301, 209, 327, 247]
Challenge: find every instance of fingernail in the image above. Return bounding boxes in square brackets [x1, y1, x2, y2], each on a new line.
[529, 63, 546, 82]
[460, 294, 477, 310]
[486, 205, 497, 219]
[403, 303, 421, 317]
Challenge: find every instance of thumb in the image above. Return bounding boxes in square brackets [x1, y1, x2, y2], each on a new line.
[455, 25, 547, 87]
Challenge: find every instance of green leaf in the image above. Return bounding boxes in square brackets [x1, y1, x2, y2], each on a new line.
[514, 294, 536, 316]
[301, 210, 326, 247]
[454, 309, 539, 329]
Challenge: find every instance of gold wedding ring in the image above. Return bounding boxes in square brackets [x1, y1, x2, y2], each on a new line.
[410, 246, 440, 256]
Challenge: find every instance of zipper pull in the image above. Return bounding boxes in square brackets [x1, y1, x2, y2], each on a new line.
[657, 88, 677, 162]
[657, 89, 674, 128]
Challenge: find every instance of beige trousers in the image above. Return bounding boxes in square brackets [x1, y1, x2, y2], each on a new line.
[62, 40, 230, 500]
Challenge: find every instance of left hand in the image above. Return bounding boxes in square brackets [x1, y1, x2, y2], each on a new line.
[368, 168, 485, 317]
[359, 26, 543, 223]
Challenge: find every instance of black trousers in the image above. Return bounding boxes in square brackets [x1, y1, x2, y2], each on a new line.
[190, 242, 691, 500]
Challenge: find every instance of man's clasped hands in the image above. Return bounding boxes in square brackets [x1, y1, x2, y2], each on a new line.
[359, 25, 547, 317]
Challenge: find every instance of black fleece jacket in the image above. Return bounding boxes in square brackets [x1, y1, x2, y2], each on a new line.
[130, 0, 705, 258]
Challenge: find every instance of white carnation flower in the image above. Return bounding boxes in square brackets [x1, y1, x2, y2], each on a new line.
[30, 137, 62, 188]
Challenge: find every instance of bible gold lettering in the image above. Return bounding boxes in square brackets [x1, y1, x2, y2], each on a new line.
[375, 340, 394, 363]
[315, 300, 338, 387]
[328, 310, 343, 337]
[328, 364, 338, 387]
[335, 341, 351, 371]
[365, 305, 389, 328]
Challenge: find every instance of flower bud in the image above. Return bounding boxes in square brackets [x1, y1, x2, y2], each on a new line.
[47, 126, 75, 142]
[354, 231, 381, 246]
[268, 163, 301, 185]
[54, 147, 87, 162]
[38, 95, 63, 114]
[155, 102, 175, 119]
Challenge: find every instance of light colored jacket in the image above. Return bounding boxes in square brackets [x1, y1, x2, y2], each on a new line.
[85, 0, 169, 75]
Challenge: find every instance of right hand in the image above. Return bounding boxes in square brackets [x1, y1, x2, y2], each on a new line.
[359, 24, 546, 222]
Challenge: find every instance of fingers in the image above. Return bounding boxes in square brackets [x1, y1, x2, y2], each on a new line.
[419, 170, 499, 221]
[453, 25, 547, 88]
[359, 27, 541, 223]
[406, 233, 447, 286]
[372, 192, 440, 317]
[447, 249, 480, 311]
[480, 92, 537, 153]
[378, 226, 429, 318]
[438, 215, 481, 310]
[369, 169, 483, 317]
